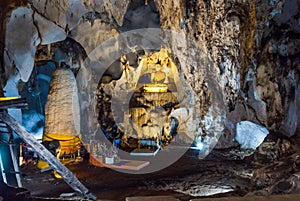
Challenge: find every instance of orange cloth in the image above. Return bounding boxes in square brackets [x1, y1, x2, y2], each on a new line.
[153, 71, 166, 83]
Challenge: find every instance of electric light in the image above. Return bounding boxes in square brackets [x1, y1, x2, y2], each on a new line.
[143, 83, 168, 92]
[196, 141, 204, 150]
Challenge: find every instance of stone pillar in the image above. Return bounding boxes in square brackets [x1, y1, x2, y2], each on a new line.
[38, 68, 80, 168]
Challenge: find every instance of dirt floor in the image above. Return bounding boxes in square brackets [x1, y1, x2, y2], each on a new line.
[21, 149, 247, 201]
[2, 134, 300, 201]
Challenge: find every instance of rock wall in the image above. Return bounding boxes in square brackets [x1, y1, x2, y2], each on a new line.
[165, 0, 300, 144]
[255, 0, 300, 137]
[1, 0, 300, 149]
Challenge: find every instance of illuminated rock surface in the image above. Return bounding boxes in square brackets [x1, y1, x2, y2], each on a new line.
[2, 0, 299, 144]
[0, 0, 300, 200]
[236, 121, 269, 149]
[44, 68, 80, 136]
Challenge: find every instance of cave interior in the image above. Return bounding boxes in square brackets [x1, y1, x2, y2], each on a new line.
[1, 0, 300, 201]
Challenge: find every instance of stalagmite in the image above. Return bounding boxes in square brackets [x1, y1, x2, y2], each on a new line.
[38, 68, 81, 169]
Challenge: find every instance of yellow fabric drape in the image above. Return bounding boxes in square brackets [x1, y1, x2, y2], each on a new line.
[42, 133, 81, 148]
[37, 133, 81, 170]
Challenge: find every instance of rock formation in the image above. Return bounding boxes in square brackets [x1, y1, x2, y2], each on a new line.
[1, 0, 300, 199]
[0, 0, 299, 154]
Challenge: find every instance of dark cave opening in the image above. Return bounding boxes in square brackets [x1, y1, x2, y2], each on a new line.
[118, 0, 160, 32]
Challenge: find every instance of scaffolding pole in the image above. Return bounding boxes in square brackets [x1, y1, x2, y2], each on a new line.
[9, 143, 22, 188]
[0, 112, 96, 201]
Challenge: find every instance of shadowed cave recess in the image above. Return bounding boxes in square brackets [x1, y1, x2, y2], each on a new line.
[1, 0, 300, 201]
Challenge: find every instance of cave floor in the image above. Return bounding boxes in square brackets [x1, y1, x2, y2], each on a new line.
[22, 149, 248, 201]
[19, 137, 300, 201]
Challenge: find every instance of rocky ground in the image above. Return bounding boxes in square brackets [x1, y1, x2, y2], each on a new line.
[0, 133, 296, 201]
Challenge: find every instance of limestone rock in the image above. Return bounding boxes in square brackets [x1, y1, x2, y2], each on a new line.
[254, 0, 300, 136]
[33, 12, 67, 45]
[282, 86, 300, 137]
[273, 0, 298, 25]
[69, 18, 119, 54]
[255, 138, 293, 163]
[5, 6, 40, 82]
[1, 0, 300, 149]
[255, 64, 283, 129]
[44, 69, 80, 136]
[154, 0, 183, 30]
[103, 0, 131, 26]
[236, 121, 269, 149]
[32, 0, 71, 29]
[121, 0, 159, 31]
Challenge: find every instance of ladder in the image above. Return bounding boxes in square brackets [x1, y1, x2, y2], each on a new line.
[0, 98, 96, 200]
[0, 118, 23, 188]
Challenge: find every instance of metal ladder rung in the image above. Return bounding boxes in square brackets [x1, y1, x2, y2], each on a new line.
[0, 122, 11, 133]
